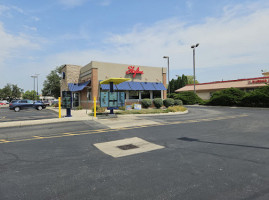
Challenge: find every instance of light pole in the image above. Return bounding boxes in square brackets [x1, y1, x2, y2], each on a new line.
[191, 43, 199, 93]
[35, 74, 40, 96]
[163, 56, 170, 96]
[30, 75, 37, 92]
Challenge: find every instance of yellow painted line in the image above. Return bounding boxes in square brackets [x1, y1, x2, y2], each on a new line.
[0, 114, 249, 145]
[62, 133, 80, 136]
[0, 139, 11, 143]
[116, 127, 134, 130]
[33, 136, 45, 139]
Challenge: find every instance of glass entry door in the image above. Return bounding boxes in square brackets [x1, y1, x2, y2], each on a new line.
[73, 92, 80, 107]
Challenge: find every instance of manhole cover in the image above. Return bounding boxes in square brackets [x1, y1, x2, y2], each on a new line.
[117, 144, 139, 150]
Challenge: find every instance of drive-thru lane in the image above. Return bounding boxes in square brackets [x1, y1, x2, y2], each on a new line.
[1, 106, 269, 200]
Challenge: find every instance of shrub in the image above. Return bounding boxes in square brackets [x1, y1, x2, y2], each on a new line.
[53, 103, 59, 107]
[153, 98, 163, 108]
[76, 105, 83, 110]
[92, 105, 106, 113]
[240, 88, 269, 107]
[174, 99, 183, 106]
[174, 91, 204, 105]
[163, 98, 174, 108]
[118, 106, 126, 110]
[141, 99, 152, 108]
[167, 106, 187, 112]
[208, 88, 245, 106]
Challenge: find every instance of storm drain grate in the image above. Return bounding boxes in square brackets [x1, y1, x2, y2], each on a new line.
[117, 144, 139, 150]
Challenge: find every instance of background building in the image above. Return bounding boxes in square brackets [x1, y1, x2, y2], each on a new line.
[176, 72, 269, 100]
[61, 61, 167, 108]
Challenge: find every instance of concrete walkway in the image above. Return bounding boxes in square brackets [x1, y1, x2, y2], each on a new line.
[0, 107, 188, 128]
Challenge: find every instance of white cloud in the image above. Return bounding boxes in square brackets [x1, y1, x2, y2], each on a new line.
[99, 0, 111, 6]
[49, 2, 269, 71]
[58, 0, 89, 8]
[0, 22, 40, 66]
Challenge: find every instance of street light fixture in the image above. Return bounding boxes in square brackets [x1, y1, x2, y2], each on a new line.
[35, 74, 40, 96]
[30, 75, 37, 93]
[163, 56, 170, 96]
[191, 43, 199, 93]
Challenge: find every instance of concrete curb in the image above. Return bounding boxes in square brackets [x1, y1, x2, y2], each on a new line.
[0, 117, 95, 128]
[0, 109, 188, 128]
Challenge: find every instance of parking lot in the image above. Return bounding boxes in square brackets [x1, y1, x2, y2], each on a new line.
[0, 106, 58, 122]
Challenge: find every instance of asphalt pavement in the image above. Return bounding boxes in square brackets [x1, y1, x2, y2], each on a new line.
[0, 106, 57, 122]
[1, 106, 269, 200]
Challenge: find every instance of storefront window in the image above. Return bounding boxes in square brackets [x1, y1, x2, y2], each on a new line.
[153, 91, 161, 98]
[87, 89, 91, 100]
[129, 91, 139, 99]
[141, 91, 150, 99]
[73, 93, 80, 107]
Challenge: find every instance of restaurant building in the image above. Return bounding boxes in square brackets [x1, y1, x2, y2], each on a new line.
[60, 61, 167, 108]
[175, 72, 269, 100]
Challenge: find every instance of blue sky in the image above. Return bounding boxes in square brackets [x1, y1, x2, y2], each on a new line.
[0, 0, 269, 92]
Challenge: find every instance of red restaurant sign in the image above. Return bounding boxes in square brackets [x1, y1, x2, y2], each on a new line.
[248, 79, 269, 84]
[126, 66, 144, 78]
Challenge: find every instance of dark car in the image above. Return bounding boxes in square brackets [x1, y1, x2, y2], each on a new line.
[9, 99, 46, 112]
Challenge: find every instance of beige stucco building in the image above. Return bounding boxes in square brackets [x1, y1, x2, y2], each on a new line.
[61, 61, 167, 108]
[175, 72, 269, 100]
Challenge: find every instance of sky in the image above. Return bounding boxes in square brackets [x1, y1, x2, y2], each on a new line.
[0, 0, 269, 92]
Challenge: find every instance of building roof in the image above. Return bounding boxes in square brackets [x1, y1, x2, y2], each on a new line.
[68, 81, 90, 92]
[175, 76, 269, 92]
[100, 81, 167, 91]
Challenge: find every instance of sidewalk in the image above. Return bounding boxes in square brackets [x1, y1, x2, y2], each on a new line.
[0, 107, 188, 128]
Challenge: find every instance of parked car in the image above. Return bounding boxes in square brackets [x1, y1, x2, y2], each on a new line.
[9, 99, 46, 112]
[0, 100, 9, 105]
[42, 100, 50, 106]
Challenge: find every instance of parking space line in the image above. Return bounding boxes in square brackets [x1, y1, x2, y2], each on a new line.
[0, 114, 248, 144]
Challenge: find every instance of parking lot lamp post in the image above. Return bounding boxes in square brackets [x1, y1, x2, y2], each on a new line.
[30, 75, 36, 93]
[191, 43, 199, 93]
[35, 74, 40, 96]
[163, 56, 170, 96]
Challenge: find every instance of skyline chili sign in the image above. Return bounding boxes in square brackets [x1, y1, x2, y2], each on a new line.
[126, 66, 144, 78]
[248, 79, 269, 84]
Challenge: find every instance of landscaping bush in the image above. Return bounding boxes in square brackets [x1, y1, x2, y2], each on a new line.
[208, 88, 245, 106]
[163, 98, 174, 108]
[173, 91, 203, 105]
[240, 87, 269, 107]
[167, 105, 187, 112]
[141, 99, 152, 108]
[153, 98, 163, 108]
[174, 99, 183, 106]
[118, 106, 126, 110]
[76, 105, 83, 110]
[92, 105, 106, 113]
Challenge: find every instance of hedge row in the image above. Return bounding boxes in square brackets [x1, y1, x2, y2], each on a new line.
[141, 98, 183, 108]
[171, 91, 204, 105]
[207, 86, 269, 107]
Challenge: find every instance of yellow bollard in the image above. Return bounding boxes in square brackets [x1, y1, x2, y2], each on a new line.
[58, 97, 61, 118]
[94, 97, 96, 118]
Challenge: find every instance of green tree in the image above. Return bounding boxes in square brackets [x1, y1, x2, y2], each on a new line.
[169, 79, 176, 93]
[186, 75, 199, 84]
[22, 90, 39, 100]
[42, 66, 62, 98]
[0, 88, 4, 99]
[169, 74, 198, 92]
[1, 84, 23, 101]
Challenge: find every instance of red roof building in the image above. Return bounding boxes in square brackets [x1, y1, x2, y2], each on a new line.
[175, 72, 269, 100]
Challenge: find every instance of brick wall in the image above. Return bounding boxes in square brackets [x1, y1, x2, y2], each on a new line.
[61, 64, 81, 96]
[91, 68, 99, 100]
